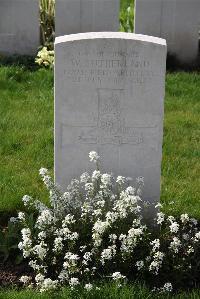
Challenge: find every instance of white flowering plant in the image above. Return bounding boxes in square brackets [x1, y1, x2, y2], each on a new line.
[139, 210, 200, 291]
[17, 152, 200, 293]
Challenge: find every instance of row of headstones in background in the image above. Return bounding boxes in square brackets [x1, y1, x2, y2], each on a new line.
[134, 0, 200, 65]
[0, 0, 40, 56]
[54, 32, 167, 208]
[55, 0, 120, 36]
[1, 0, 200, 64]
[0, 0, 120, 56]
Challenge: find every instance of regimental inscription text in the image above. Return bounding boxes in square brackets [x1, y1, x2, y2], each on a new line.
[64, 48, 161, 85]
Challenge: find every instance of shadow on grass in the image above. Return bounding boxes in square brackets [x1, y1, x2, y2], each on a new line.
[167, 53, 200, 73]
[0, 55, 40, 72]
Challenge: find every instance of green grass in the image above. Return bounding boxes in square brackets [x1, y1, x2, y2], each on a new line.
[1, 283, 200, 299]
[0, 67, 54, 217]
[162, 73, 200, 217]
[0, 67, 199, 219]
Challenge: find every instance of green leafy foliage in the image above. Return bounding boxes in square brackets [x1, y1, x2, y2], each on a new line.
[0, 221, 22, 264]
[120, 0, 135, 32]
[40, 0, 55, 49]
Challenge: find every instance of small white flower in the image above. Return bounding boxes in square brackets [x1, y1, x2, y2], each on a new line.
[18, 212, 25, 221]
[162, 282, 173, 292]
[53, 237, 63, 253]
[109, 234, 117, 243]
[18, 228, 32, 258]
[157, 212, 165, 225]
[83, 251, 92, 265]
[33, 242, 47, 260]
[40, 278, 58, 292]
[187, 245, 194, 254]
[20, 275, 31, 285]
[101, 245, 116, 265]
[106, 211, 118, 223]
[169, 237, 181, 253]
[89, 151, 99, 163]
[22, 195, 32, 206]
[58, 270, 68, 282]
[38, 231, 46, 240]
[85, 183, 94, 192]
[168, 216, 175, 223]
[39, 168, 48, 176]
[84, 267, 90, 273]
[180, 213, 189, 224]
[126, 186, 135, 195]
[101, 174, 112, 186]
[36, 209, 54, 229]
[149, 251, 164, 275]
[35, 273, 45, 284]
[69, 277, 79, 288]
[29, 260, 43, 272]
[151, 239, 160, 252]
[10, 217, 18, 223]
[195, 232, 200, 241]
[93, 220, 109, 235]
[65, 252, 79, 261]
[116, 176, 125, 185]
[169, 222, 179, 233]
[62, 214, 75, 225]
[136, 260, 144, 270]
[112, 272, 126, 280]
[80, 172, 90, 183]
[80, 245, 87, 252]
[64, 252, 79, 271]
[92, 170, 101, 181]
[84, 283, 93, 291]
[155, 202, 163, 209]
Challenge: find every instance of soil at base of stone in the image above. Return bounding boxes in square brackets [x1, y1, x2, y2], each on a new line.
[0, 261, 33, 287]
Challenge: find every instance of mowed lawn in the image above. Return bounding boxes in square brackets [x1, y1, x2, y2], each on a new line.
[0, 66, 199, 219]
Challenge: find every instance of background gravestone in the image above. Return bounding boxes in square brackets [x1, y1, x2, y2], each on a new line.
[55, 0, 120, 36]
[0, 0, 39, 56]
[134, 0, 200, 65]
[55, 32, 166, 206]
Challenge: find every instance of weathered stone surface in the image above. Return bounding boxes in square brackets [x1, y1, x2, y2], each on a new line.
[55, 0, 120, 36]
[55, 32, 166, 206]
[0, 0, 39, 56]
[134, 0, 200, 64]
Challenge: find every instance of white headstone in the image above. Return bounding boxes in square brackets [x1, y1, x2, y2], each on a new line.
[55, 32, 166, 206]
[0, 0, 39, 56]
[134, 0, 200, 64]
[55, 0, 120, 36]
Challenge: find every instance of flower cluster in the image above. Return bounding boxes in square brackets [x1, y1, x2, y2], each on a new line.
[18, 152, 146, 291]
[140, 207, 200, 290]
[35, 47, 54, 68]
[18, 152, 200, 293]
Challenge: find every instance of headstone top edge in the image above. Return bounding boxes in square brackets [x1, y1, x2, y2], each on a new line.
[55, 32, 166, 47]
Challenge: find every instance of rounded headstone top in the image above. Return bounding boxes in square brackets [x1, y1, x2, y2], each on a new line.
[55, 32, 166, 47]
